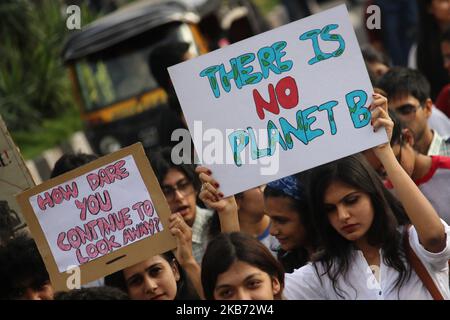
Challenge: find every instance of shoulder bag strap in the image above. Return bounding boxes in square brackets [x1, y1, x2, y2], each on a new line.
[403, 225, 444, 300]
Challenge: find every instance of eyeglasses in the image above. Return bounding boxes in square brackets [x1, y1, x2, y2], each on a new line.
[394, 103, 421, 116]
[161, 179, 195, 201]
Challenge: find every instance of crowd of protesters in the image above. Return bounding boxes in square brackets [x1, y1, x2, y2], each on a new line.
[1, 0, 450, 300]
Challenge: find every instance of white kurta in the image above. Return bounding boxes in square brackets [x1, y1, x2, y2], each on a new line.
[284, 221, 450, 300]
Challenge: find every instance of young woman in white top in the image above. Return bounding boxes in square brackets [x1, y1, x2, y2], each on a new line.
[201, 232, 284, 300]
[284, 93, 450, 300]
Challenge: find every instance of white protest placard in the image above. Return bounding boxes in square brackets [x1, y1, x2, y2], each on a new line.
[169, 4, 387, 196]
[17, 143, 176, 290]
[29, 154, 162, 272]
[0, 115, 35, 234]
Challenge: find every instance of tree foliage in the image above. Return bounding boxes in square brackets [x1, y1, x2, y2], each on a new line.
[0, 0, 100, 132]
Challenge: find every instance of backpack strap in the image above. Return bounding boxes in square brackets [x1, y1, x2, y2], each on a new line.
[403, 225, 444, 300]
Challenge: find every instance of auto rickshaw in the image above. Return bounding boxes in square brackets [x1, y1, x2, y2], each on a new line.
[62, 0, 268, 154]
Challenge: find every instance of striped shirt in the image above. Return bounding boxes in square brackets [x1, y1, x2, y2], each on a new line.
[191, 206, 213, 264]
[427, 131, 450, 157]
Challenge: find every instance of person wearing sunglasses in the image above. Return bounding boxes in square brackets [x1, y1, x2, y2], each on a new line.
[378, 67, 450, 157]
[382, 112, 450, 225]
[148, 148, 213, 264]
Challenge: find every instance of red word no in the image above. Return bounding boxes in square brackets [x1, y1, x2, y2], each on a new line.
[252, 76, 299, 120]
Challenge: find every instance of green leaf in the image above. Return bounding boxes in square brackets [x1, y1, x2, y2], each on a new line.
[334, 48, 344, 56]
[275, 42, 285, 50]
[223, 76, 230, 87]
[246, 76, 258, 84]
[285, 135, 292, 144]
[204, 66, 218, 74]
[240, 55, 251, 64]
[233, 65, 239, 79]
[211, 77, 217, 90]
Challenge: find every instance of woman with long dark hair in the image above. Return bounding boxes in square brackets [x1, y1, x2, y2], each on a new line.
[284, 94, 450, 299]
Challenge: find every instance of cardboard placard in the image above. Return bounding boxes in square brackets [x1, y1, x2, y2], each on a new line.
[16, 143, 176, 291]
[169, 5, 387, 196]
[0, 115, 35, 233]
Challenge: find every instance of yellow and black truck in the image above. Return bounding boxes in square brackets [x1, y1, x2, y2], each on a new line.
[62, 0, 267, 154]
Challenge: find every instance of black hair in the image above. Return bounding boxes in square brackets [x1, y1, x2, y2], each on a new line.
[147, 147, 200, 192]
[206, 212, 221, 241]
[149, 41, 190, 92]
[104, 251, 199, 300]
[390, 109, 406, 147]
[275, 248, 309, 274]
[0, 235, 51, 299]
[360, 44, 391, 85]
[263, 184, 309, 214]
[50, 153, 98, 178]
[416, 0, 450, 99]
[441, 27, 450, 43]
[201, 232, 284, 300]
[198, 13, 224, 50]
[54, 286, 129, 300]
[377, 67, 430, 105]
[303, 154, 410, 298]
[0, 201, 22, 245]
[263, 184, 312, 272]
[361, 44, 391, 67]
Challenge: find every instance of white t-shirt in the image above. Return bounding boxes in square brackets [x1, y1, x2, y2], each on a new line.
[284, 221, 450, 300]
[417, 157, 450, 225]
[192, 206, 214, 264]
[429, 107, 450, 137]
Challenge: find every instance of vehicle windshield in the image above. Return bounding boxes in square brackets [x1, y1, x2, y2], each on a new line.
[75, 23, 200, 111]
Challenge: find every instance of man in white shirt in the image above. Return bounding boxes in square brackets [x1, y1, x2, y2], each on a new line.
[429, 106, 450, 137]
[378, 67, 450, 156]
